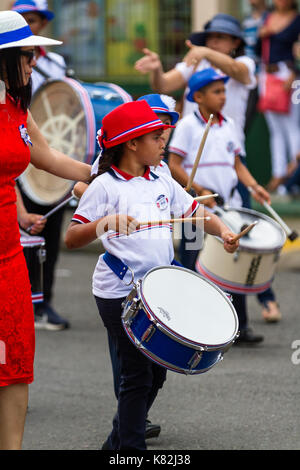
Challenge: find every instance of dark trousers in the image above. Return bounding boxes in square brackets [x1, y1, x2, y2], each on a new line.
[95, 296, 167, 450]
[19, 190, 65, 303]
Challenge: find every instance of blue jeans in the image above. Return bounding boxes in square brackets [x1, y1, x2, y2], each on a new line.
[95, 296, 166, 450]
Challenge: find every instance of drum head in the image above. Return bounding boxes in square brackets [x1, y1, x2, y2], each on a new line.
[141, 266, 238, 347]
[218, 207, 286, 251]
[19, 78, 96, 205]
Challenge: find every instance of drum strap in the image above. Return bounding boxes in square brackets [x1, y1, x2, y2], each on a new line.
[103, 251, 182, 280]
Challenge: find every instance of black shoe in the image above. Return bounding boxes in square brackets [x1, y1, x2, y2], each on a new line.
[101, 438, 112, 450]
[145, 419, 161, 439]
[34, 302, 70, 331]
[234, 328, 264, 346]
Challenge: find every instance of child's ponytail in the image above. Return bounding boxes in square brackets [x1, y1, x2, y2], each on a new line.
[89, 143, 124, 183]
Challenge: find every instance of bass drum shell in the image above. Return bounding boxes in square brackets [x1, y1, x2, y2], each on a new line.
[18, 79, 132, 206]
[196, 207, 286, 295]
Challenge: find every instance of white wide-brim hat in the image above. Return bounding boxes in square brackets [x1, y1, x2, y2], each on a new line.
[0, 11, 62, 50]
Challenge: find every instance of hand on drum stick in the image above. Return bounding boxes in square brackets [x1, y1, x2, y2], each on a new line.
[248, 184, 271, 205]
[249, 186, 299, 241]
[21, 213, 47, 235]
[230, 221, 258, 243]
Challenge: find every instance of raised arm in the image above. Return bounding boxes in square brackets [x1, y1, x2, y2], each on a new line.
[134, 48, 186, 94]
[184, 41, 252, 85]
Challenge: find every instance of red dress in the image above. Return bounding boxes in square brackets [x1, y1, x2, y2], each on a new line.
[0, 95, 35, 387]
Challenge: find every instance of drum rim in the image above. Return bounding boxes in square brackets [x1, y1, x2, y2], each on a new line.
[140, 265, 239, 349]
[123, 322, 223, 375]
[213, 206, 286, 252]
[19, 77, 96, 206]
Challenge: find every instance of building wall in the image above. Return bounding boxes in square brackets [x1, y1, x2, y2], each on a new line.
[0, 1, 14, 10]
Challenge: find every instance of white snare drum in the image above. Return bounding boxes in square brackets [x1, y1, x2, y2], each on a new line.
[122, 266, 239, 375]
[196, 207, 286, 295]
[20, 231, 46, 303]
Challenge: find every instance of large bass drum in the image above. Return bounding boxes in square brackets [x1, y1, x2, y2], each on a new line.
[18, 79, 132, 206]
[196, 207, 286, 295]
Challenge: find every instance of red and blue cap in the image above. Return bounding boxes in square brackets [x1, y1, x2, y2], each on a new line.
[97, 100, 174, 151]
[12, 1, 54, 22]
[187, 68, 229, 102]
[137, 94, 179, 125]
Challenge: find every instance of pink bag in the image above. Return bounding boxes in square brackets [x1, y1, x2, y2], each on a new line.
[258, 35, 291, 114]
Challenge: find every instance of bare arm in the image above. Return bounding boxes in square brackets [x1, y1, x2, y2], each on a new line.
[196, 206, 239, 253]
[65, 215, 140, 250]
[184, 41, 251, 85]
[234, 156, 271, 205]
[16, 186, 46, 234]
[27, 112, 91, 182]
[168, 153, 204, 195]
[134, 48, 186, 94]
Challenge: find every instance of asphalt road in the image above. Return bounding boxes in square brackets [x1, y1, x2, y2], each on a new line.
[22, 240, 300, 451]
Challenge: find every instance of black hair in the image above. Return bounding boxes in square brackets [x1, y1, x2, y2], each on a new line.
[271, 0, 298, 11]
[89, 143, 124, 182]
[230, 37, 245, 58]
[0, 47, 32, 112]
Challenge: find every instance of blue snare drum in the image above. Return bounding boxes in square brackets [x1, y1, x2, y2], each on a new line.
[20, 79, 132, 206]
[122, 266, 239, 375]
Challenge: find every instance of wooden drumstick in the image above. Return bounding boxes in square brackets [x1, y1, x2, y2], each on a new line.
[138, 216, 211, 226]
[231, 221, 258, 243]
[186, 114, 214, 192]
[194, 193, 219, 202]
[248, 186, 298, 241]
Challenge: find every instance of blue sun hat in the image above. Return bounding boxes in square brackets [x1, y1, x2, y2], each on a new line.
[137, 94, 179, 125]
[12, 0, 55, 22]
[187, 68, 229, 102]
[189, 13, 245, 47]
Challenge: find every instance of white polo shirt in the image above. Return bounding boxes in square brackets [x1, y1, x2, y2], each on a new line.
[91, 157, 171, 178]
[72, 166, 198, 298]
[32, 51, 66, 94]
[169, 109, 242, 206]
[175, 56, 257, 155]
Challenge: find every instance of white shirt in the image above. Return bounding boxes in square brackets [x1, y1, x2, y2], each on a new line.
[72, 166, 198, 298]
[32, 51, 66, 94]
[91, 156, 172, 177]
[169, 109, 242, 206]
[175, 56, 257, 155]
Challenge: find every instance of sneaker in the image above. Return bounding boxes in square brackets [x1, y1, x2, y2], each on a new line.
[261, 301, 282, 323]
[34, 302, 70, 331]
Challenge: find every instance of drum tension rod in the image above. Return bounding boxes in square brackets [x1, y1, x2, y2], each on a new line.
[141, 324, 156, 343]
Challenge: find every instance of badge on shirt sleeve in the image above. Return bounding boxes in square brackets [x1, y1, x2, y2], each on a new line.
[19, 124, 33, 147]
[156, 194, 169, 211]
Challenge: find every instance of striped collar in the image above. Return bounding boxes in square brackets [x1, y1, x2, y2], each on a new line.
[110, 165, 158, 181]
[194, 108, 226, 127]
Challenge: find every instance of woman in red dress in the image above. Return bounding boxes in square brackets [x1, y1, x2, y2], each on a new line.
[0, 11, 91, 449]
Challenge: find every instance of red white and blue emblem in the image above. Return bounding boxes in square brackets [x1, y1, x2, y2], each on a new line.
[156, 194, 169, 211]
[19, 124, 32, 146]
